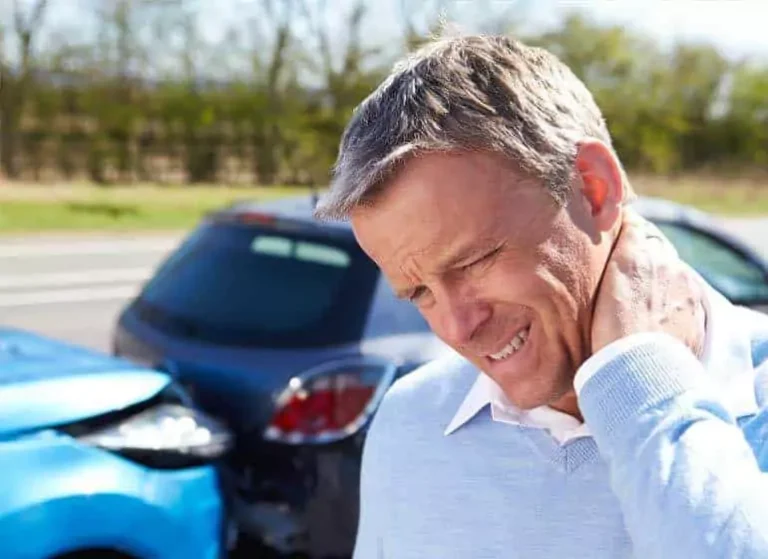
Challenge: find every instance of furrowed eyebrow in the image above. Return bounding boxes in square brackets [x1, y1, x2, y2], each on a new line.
[389, 234, 501, 301]
[436, 238, 498, 272]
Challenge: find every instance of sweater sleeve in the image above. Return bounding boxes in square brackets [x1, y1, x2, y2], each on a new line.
[575, 333, 768, 559]
[353, 408, 388, 559]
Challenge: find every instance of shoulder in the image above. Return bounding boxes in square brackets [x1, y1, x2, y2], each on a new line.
[384, 351, 477, 418]
[366, 351, 479, 444]
[742, 306, 768, 368]
[722, 304, 768, 413]
[391, 351, 478, 405]
[737, 306, 768, 407]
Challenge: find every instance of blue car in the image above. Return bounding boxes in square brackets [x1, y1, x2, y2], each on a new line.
[112, 196, 451, 557]
[0, 327, 234, 559]
[112, 194, 768, 557]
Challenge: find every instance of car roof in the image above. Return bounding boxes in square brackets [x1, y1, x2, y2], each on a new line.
[216, 194, 354, 236]
[218, 193, 765, 267]
[630, 195, 708, 222]
[224, 193, 690, 229]
[630, 195, 764, 259]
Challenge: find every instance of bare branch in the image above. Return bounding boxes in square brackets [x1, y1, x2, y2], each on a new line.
[12, 0, 50, 36]
[297, 0, 333, 77]
[29, 0, 50, 30]
[12, 0, 24, 36]
[341, 0, 366, 76]
[253, 0, 297, 94]
[11, 0, 52, 75]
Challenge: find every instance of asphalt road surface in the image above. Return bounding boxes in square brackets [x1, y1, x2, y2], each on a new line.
[0, 233, 183, 351]
[2, 218, 768, 353]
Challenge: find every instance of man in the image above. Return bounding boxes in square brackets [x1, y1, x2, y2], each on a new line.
[314, 34, 768, 558]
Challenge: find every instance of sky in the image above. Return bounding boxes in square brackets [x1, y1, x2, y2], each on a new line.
[7, 0, 768, 64]
[189, 0, 768, 65]
[399, 0, 768, 60]
[534, 0, 768, 60]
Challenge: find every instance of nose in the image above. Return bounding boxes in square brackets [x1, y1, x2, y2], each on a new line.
[434, 290, 492, 348]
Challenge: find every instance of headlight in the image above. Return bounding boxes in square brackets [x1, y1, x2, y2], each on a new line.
[77, 403, 233, 469]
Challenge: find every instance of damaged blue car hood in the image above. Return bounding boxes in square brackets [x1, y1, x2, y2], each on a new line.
[0, 328, 170, 437]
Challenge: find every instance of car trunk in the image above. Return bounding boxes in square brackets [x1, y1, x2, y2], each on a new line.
[117, 217, 382, 435]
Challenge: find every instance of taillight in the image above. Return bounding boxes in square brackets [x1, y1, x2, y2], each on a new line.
[264, 356, 398, 444]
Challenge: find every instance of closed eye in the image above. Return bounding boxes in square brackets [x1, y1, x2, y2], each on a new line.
[408, 285, 428, 303]
[461, 246, 502, 270]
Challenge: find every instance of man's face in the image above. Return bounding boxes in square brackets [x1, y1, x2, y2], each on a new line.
[350, 151, 615, 413]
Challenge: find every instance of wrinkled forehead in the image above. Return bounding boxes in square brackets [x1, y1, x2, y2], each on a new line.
[349, 152, 557, 272]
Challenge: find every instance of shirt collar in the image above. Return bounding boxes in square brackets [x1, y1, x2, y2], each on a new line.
[444, 279, 759, 437]
[444, 373, 498, 436]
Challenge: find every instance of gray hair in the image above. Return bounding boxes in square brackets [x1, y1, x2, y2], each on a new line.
[314, 34, 621, 221]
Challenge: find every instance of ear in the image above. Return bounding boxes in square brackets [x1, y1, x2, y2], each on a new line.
[574, 140, 625, 232]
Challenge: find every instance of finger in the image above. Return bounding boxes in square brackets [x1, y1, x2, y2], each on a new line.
[621, 207, 650, 229]
[618, 209, 654, 246]
[622, 209, 664, 240]
[644, 223, 678, 257]
[619, 209, 677, 257]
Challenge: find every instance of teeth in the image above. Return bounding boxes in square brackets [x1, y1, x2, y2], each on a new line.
[489, 327, 530, 361]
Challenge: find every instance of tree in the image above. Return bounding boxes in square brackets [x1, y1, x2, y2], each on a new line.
[0, 0, 51, 179]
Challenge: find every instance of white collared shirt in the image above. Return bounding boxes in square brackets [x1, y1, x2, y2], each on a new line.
[443, 276, 745, 445]
[443, 373, 591, 443]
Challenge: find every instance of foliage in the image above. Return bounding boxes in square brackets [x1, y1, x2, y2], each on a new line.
[0, 1, 765, 186]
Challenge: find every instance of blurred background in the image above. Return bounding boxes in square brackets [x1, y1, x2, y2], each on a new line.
[1, 3, 767, 558]
[1, 0, 766, 348]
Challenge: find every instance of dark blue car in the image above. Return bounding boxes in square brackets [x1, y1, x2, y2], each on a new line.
[112, 195, 768, 558]
[0, 327, 234, 559]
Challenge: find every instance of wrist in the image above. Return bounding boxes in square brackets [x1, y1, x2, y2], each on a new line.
[575, 332, 690, 396]
[576, 333, 706, 441]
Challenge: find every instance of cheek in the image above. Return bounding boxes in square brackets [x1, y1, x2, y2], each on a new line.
[485, 250, 586, 331]
[528, 246, 595, 344]
[483, 256, 551, 303]
[544, 243, 595, 309]
[420, 308, 443, 336]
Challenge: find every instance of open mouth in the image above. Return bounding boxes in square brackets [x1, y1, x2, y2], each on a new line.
[487, 325, 531, 362]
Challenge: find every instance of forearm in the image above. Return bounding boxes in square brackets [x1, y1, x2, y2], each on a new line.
[577, 334, 768, 559]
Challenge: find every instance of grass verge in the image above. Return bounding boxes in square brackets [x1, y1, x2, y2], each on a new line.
[0, 174, 767, 234]
[633, 174, 768, 216]
[0, 183, 318, 234]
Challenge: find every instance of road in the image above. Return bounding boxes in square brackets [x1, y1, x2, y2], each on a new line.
[0, 233, 183, 351]
[2, 218, 768, 353]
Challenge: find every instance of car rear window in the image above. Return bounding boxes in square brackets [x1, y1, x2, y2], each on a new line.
[134, 220, 380, 348]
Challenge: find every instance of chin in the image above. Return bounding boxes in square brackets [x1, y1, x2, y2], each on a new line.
[489, 365, 574, 412]
[502, 384, 558, 411]
[477, 327, 562, 410]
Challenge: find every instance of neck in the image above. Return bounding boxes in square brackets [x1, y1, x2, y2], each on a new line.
[550, 389, 583, 422]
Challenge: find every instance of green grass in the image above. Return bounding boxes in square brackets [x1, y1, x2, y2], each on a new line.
[0, 174, 767, 234]
[632, 174, 768, 216]
[0, 183, 319, 234]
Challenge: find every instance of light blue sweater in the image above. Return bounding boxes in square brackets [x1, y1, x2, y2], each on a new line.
[354, 295, 768, 558]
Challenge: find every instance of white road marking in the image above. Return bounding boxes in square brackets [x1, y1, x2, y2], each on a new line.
[0, 268, 153, 289]
[0, 239, 178, 258]
[0, 285, 140, 308]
